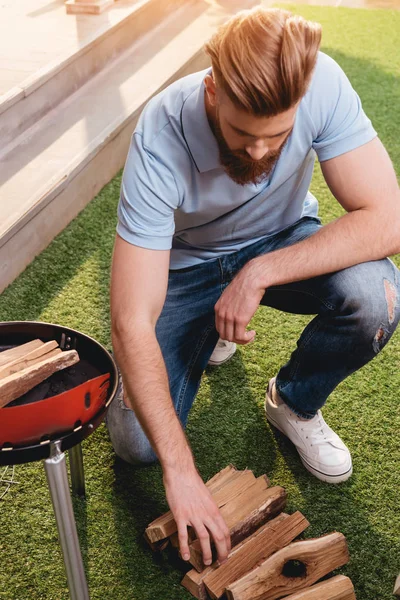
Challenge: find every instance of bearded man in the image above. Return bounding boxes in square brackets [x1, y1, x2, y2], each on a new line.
[106, 7, 400, 567]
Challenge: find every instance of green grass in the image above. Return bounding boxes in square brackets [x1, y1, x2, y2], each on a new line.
[1, 5, 400, 599]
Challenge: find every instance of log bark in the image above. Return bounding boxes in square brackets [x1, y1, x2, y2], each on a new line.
[0, 341, 61, 379]
[282, 576, 355, 599]
[225, 532, 349, 600]
[0, 350, 80, 407]
[146, 466, 256, 544]
[0, 339, 44, 367]
[189, 481, 287, 572]
[204, 511, 309, 599]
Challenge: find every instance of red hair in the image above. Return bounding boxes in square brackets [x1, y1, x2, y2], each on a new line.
[204, 7, 322, 116]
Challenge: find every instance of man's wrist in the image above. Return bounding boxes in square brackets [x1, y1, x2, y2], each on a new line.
[161, 444, 196, 477]
[246, 256, 271, 292]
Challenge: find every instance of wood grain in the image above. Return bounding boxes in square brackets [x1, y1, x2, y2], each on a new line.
[0, 350, 80, 407]
[189, 482, 287, 572]
[0, 339, 44, 367]
[146, 466, 257, 544]
[0, 341, 60, 379]
[180, 516, 291, 600]
[204, 511, 309, 599]
[225, 532, 349, 600]
[282, 576, 356, 599]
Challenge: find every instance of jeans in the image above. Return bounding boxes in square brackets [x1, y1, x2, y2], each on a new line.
[106, 216, 400, 464]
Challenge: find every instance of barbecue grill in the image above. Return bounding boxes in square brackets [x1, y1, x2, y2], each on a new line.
[0, 321, 119, 600]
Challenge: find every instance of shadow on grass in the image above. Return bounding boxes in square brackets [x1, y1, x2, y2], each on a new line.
[197, 343, 400, 599]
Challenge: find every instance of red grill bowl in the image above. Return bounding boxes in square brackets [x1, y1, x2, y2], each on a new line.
[0, 321, 118, 465]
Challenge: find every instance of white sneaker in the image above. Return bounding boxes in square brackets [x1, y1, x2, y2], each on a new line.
[265, 378, 352, 484]
[208, 339, 237, 366]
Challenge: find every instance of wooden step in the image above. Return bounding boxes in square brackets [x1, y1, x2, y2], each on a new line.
[0, 0, 188, 154]
[0, 0, 258, 293]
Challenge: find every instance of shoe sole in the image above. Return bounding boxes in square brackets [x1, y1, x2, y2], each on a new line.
[265, 401, 353, 485]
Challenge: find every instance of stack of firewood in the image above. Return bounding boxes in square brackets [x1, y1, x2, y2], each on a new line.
[145, 465, 356, 600]
[0, 339, 79, 408]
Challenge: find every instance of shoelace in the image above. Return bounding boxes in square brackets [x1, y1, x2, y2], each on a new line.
[296, 414, 336, 447]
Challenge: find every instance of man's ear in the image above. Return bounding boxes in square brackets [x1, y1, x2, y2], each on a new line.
[204, 73, 218, 107]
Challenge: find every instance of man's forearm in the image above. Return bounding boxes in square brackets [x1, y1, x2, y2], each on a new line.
[250, 208, 400, 289]
[112, 325, 195, 472]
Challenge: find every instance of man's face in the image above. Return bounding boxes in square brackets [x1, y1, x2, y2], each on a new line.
[205, 80, 297, 186]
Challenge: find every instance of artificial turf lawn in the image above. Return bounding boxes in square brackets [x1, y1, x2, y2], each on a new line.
[0, 4, 399, 599]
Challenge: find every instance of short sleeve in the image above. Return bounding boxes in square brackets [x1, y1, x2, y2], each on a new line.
[117, 132, 178, 250]
[311, 53, 377, 162]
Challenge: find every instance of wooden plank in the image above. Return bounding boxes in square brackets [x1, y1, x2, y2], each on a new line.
[65, 0, 115, 15]
[146, 466, 251, 543]
[182, 567, 211, 600]
[282, 576, 356, 599]
[0, 350, 80, 407]
[226, 532, 350, 600]
[204, 511, 309, 599]
[143, 530, 169, 553]
[181, 515, 288, 600]
[394, 574, 400, 596]
[205, 465, 238, 493]
[0, 341, 61, 379]
[225, 479, 285, 546]
[0, 339, 44, 367]
[211, 470, 258, 509]
[189, 482, 287, 572]
[181, 515, 289, 600]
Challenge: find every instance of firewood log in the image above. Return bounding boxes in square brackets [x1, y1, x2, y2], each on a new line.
[0, 339, 44, 367]
[181, 515, 291, 600]
[189, 481, 287, 572]
[0, 350, 80, 407]
[145, 466, 257, 544]
[225, 532, 349, 600]
[143, 530, 169, 553]
[204, 511, 309, 599]
[182, 567, 211, 600]
[282, 575, 355, 599]
[0, 341, 61, 379]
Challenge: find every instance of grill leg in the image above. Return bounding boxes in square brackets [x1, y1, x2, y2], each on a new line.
[44, 441, 90, 600]
[68, 443, 85, 497]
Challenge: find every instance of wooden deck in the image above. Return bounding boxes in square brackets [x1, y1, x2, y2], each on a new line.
[0, 0, 145, 97]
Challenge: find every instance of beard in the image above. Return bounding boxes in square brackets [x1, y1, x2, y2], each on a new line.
[212, 109, 290, 186]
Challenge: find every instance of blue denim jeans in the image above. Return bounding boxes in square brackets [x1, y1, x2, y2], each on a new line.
[106, 216, 400, 464]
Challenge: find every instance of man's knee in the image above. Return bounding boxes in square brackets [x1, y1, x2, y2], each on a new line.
[335, 259, 400, 344]
[114, 439, 158, 466]
[105, 397, 159, 466]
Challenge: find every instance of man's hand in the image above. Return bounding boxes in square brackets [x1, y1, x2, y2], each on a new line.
[215, 261, 265, 344]
[163, 468, 231, 566]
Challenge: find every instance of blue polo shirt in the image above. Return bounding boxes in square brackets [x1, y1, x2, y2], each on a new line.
[117, 52, 377, 269]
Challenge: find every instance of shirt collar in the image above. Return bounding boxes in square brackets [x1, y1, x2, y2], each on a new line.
[180, 71, 221, 173]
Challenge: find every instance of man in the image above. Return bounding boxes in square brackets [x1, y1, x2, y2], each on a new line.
[106, 7, 400, 567]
